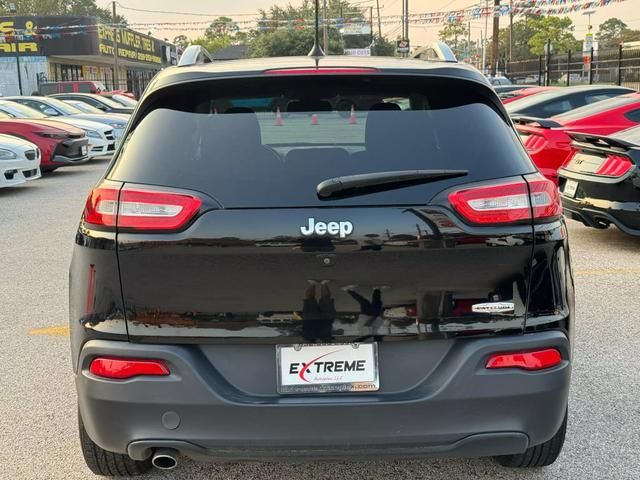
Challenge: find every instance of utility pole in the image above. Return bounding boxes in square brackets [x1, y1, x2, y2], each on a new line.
[375, 0, 382, 39]
[483, 0, 488, 73]
[583, 10, 595, 33]
[467, 21, 471, 62]
[401, 0, 405, 42]
[9, 3, 22, 95]
[509, 0, 513, 62]
[322, 0, 328, 54]
[491, 0, 499, 76]
[404, 0, 409, 46]
[112, 1, 119, 91]
[369, 7, 373, 47]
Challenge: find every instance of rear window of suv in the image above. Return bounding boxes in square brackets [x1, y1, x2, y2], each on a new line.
[109, 75, 534, 207]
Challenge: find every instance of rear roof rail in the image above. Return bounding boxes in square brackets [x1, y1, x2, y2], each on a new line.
[511, 116, 562, 129]
[411, 42, 457, 62]
[178, 45, 213, 67]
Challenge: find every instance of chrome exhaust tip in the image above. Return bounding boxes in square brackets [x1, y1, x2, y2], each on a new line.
[151, 448, 178, 470]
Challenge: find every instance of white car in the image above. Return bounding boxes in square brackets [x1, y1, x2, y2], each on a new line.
[47, 117, 116, 158]
[0, 134, 41, 188]
[3, 96, 129, 143]
[60, 100, 129, 141]
[0, 100, 116, 158]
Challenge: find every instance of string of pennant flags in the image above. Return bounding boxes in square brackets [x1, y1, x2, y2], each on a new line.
[0, 0, 626, 39]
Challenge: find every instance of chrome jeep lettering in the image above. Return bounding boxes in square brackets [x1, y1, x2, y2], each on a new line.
[300, 218, 354, 238]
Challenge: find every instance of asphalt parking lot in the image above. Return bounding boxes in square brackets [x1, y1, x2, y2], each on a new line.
[1, 160, 639, 480]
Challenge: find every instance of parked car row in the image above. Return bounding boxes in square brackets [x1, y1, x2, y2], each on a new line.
[37, 80, 137, 102]
[0, 93, 132, 188]
[497, 84, 640, 236]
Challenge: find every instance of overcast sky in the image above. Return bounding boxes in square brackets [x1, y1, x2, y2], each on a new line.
[98, 0, 640, 47]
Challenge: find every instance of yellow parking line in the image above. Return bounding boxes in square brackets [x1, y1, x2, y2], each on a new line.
[576, 268, 640, 276]
[29, 325, 70, 336]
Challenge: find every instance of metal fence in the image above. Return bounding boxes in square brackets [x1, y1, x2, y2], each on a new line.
[506, 46, 640, 90]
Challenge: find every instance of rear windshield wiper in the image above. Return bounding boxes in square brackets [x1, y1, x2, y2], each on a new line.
[317, 169, 468, 200]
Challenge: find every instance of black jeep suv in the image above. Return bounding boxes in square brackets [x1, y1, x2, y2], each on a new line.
[70, 52, 573, 476]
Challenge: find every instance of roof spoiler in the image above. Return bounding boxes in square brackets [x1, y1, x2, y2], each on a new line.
[511, 116, 562, 129]
[568, 131, 636, 151]
[178, 45, 213, 67]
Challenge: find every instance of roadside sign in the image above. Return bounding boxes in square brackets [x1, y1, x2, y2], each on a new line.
[340, 23, 372, 36]
[583, 33, 594, 54]
[344, 48, 371, 56]
[396, 39, 410, 54]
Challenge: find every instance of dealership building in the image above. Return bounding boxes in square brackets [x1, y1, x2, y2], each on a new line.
[0, 16, 177, 97]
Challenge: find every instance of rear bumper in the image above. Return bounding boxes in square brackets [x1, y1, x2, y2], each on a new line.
[561, 194, 640, 235]
[76, 331, 570, 462]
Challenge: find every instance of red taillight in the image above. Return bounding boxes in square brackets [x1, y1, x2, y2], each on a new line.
[83, 185, 202, 231]
[527, 175, 563, 219]
[486, 348, 562, 371]
[594, 154, 633, 177]
[84, 186, 119, 227]
[448, 175, 562, 225]
[264, 67, 379, 75]
[117, 188, 202, 230]
[89, 357, 170, 379]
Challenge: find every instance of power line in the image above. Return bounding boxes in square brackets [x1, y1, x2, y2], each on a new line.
[115, 2, 261, 17]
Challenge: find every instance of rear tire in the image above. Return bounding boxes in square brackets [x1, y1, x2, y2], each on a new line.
[78, 410, 152, 476]
[494, 410, 567, 468]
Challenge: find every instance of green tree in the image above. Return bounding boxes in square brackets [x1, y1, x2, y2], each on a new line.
[0, 0, 126, 24]
[438, 19, 468, 59]
[498, 16, 541, 61]
[172, 35, 190, 50]
[191, 36, 232, 55]
[249, 26, 344, 57]
[206, 16, 239, 37]
[597, 18, 640, 48]
[597, 18, 627, 47]
[526, 16, 580, 56]
[190, 17, 245, 54]
[371, 35, 394, 56]
[622, 29, 640, 44]
[249, 0, 393, 57]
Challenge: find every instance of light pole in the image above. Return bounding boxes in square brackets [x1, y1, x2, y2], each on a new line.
[9, 2, 22, 95]
[509, 0, 513, 62]
[583, 10, 595, 33]
[112, 1, 119, 91]
[583, 10, 595, 83]
[375, 0, 381, 39]
[322, 0, 328, 54]
[483, 0, 488, 73]
[405, 0, 409, 49]
[491, 0, 499, 76]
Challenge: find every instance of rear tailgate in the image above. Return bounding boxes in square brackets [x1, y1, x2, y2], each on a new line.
[109, 74, 538, 343]
[560, 131, 640, 201]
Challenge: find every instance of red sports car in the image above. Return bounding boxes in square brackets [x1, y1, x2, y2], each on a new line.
[0, 112, 89, 172]
[501, 86, 558, 104]
[513, 93, 640, 183]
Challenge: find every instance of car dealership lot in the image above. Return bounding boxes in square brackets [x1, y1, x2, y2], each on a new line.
[0, 161, 639, 480]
